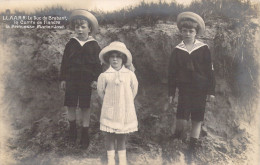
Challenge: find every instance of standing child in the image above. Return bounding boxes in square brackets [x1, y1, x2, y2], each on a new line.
[97, 41, 138, 165]
[168, 12, 216, 162]
[60, 9, 102, 148]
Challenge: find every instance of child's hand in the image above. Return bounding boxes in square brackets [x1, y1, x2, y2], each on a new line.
[91, 81, 97, 89]
[60, 81, 66, 91]
[206, 95, 215, 102]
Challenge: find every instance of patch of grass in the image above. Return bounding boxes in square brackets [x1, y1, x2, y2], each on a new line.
[2, 0, 257, 26]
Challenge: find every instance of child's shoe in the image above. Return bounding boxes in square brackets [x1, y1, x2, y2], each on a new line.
[68, 120, 77, 142]
[107, 150, 115, 165]
[118, 150, 127, 165]
[80, 127, 90, 149]
[170, 130, 187, 142]
[170, 130, 181, 140]
[186, 137, 201, 164]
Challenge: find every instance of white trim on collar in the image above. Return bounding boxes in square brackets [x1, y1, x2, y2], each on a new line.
[176, 40, 207, 54]
[105, 65, 129, 73]
[72, 36, 97, 46]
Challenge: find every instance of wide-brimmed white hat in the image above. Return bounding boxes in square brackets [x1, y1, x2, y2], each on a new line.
[177, 12, 205, 35]
[99, 41, 132, 66]
[70, 9, 99, 35]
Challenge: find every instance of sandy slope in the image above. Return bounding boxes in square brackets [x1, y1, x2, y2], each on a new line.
[0, 20, 259, 165]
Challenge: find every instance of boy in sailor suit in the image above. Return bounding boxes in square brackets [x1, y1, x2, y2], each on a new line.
[168, 12, 216, 163]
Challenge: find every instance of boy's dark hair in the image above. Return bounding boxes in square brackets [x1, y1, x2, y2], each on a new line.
[104, 51, 127, 65]
[179, 18, 199, 33]
[69, 16, 92, 31]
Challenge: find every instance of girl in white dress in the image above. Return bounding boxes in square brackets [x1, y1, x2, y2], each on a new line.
[97, 41, 138, 165]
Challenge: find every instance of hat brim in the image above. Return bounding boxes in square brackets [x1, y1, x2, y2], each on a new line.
[70, 10, 99, 35]
[99, 45, 132, 66]
[177, 12, 205, 36]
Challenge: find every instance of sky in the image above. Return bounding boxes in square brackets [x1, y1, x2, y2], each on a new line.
[0, 0, 199, 13]
[0, 0, 259, 13]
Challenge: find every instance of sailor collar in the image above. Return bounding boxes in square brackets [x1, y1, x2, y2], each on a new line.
[72, 36, 97, 46]
[176, 40, 207, 54]
[105, 65, 129, 73]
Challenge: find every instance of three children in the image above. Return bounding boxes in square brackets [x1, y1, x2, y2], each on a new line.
[60, 9, 215, 165]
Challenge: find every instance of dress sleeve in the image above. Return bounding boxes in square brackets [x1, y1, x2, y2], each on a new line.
[60, 42, 70, 81]
[130, 72, 138, 98]
[97, 73, 106, 100]
[168, 49, 177, 97]
[204, 46, 216, 95]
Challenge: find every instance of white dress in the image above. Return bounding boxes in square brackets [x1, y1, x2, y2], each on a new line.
[97, 66, 138, 134]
